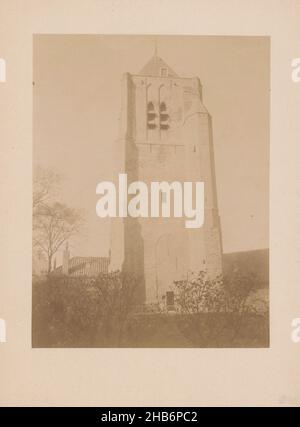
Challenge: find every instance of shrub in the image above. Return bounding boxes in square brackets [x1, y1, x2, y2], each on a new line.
[32, 271, 139, 347]
[173, 270, 268, 346]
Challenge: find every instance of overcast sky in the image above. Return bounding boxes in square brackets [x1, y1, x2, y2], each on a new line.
[33, 35, 269, 262]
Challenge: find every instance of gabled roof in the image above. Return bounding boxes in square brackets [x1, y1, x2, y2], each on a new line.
[139, 54, 178, 77]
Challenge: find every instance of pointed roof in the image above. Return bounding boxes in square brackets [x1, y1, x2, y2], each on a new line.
[139, 54, 178, 77]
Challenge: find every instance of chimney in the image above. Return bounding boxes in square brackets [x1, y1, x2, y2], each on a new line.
[62, 242, 70, 275]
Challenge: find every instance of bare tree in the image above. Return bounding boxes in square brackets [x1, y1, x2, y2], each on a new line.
[33, 202, 83, 273]
[33, 166, 60, 212]
[33, 166, 84, 273]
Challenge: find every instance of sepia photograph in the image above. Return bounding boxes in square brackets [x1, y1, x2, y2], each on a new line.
[32, 35, 269, 348]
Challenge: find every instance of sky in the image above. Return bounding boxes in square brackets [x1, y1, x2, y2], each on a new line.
[33, 35, 269, 262]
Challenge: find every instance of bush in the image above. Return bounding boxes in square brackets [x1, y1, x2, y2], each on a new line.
[32, 271, 139, 347]
[174, 270, 268, 315]
[32, 270, 269, 348]
[173, 270, 269, 346]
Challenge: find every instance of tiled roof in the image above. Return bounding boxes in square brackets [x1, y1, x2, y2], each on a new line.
[139, 55, 178, 77]
[54, 256, 110, 276]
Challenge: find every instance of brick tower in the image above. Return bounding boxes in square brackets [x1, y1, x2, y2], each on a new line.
[110, 53, 222, 307]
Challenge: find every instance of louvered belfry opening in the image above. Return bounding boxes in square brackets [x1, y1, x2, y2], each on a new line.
[147, 101, 170, 132]
[159, 101, 169, 130]
[147, 101, 156, 129]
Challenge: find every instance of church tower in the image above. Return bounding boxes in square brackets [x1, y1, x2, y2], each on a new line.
[110, 53, 222, 307]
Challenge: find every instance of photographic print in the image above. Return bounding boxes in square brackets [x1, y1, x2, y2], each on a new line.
[32, 35, 269, 348]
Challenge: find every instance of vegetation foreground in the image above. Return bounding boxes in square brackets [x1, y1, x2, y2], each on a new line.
[32, 271, 269, 348]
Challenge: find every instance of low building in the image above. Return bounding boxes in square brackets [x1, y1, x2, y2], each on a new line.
[53, 244, 110, 277]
